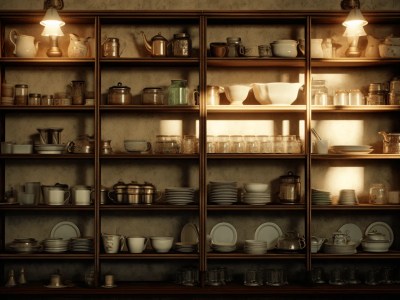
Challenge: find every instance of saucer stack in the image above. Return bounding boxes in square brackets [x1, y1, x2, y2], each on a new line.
[165, 187, 195, 205]
[311, 189, 332, 205]
[242, 191, 271, 205]
[211, 243, 237, 253]
[34, 144, 66, 155]
[208, 181, 238, 205]
[70, 237, 93, 252]
[43, 238, 69, 253]
[175, 242, 197, 253]
[244, 240, 268, 254]
[338, 189, 358, 205]
[323, 241, 357, 255]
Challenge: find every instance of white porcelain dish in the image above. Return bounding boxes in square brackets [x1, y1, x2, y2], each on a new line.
[338, 223, 363, 247]
[254, 222, 283, 250]
[210, 222, 237, 245]
[180, 223, 199, 244]
[243, 183, 269, 193]
[150, 236, 174, 253]
[365, 221, 394, 247]
[252, 82, 302, 105]
[50, 221, 81, 240]
[223, 84, 251, 105]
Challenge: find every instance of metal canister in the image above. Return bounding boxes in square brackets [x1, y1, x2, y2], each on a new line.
[172, 33, 192, 57]
[126, 182, 142, 204]
[102, 38, 120, 57]
[278, 171, 301, 204]
[142, 182, 157, 205]
[28, 93, 41, 105]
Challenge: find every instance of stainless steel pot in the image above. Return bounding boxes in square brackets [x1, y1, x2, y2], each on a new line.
[277, 231, 306, 251]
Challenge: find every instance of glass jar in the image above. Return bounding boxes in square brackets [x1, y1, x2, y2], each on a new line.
[14, 84, 28, 105]
[108, 82, 132, 105]
[278, 171, 301, 204]
[369, 183, 387, 205]
[172, 33, 192, 57]
[102, 37, 120, 57]
[41, 94, 54, 106]
[168, 80, 188, 105]
[226, 37, 243, 57]
[28, 93, 41, 106]
[311, 80, 328, 105]
[333, 89, 349, 105]
[367, 83, 387, 105]
[142, 87, 164, 105]
[348, 89, 365, 105]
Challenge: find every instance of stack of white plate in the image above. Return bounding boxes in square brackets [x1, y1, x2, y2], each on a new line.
[175, 242, 197, 253]
[208, 181, 238, 205]
[323, 241, 357, 255]
[311, 189, 331, 205]
[330, 145, 373, 155]
[338, 189, 358, 205]
[34, 144, 66, 155]
[244, 240, 268, 254]
[70, 237, 93, 252]
[175, 223, 199, 253]
[242, 191, 271, 205]
[210, 222, 237, 252]
[254, 222, 283, 250]
[165, 187, 196, 205]
[43, 238, 69, 253]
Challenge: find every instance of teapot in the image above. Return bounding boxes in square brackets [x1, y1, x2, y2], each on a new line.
[364, 35, 381, 58]
[68, 33, 91, 58]
[140, 31, 168, 57]
[378, 131, 400, 154]
[276, 231, 306, 251]
[9, 29, 39, 58]
[66, 134, 95, 153]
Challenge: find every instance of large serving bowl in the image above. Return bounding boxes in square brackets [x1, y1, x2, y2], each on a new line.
[223, 84, 251, 105]
[252, 82, 302, 105]
[150, 236, 174, 253]
[379, 44, 400, 58]
[271, 40, 298, 58]
[361, 240, 390, 252]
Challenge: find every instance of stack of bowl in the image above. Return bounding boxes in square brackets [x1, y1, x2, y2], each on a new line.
[8, 238, 41, 253]
[242, 183, 271, 205]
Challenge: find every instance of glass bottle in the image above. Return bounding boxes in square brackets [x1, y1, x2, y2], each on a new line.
[14, 84, 28, 105]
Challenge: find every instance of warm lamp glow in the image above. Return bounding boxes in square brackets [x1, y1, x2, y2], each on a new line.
[342, 8, 368, 28]
[40, 7, 65, 27]
[343, 26, 367, 37]
[41, 25, 64, 37]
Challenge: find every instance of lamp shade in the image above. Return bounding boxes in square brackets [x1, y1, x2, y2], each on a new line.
[343, 25, 367, 37]
[41, 25, 64, 37]
[343, 8, 368, 28]
[40, 7, 65, 27]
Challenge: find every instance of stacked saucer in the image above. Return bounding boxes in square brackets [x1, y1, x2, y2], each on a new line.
[211, 243, 237, 253]
[330, 145, 373, 155]
[208, 181, 238, 205]
[311, 189, 332, 205]
[34, 144, 66, 155]
[338, 189, 358, 205]
[165, 187, 196, 205]
[43, 238, 69, 253]
[323, 241, 357, 255]
[175, 242, 197, 253]
[70, 237, 93, 252]
[244, 240, 268, 254]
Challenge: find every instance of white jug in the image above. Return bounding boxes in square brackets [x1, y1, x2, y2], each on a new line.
[9, 29, 39, 58]
[311, 39, 324, 58]
[68, 33, 91, 58]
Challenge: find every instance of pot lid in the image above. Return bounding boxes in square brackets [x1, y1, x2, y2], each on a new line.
[280, 171, 300, 182]
[109, 82, 131, 91]
[126, 181, 142, 188]
[174, 33, 190, 39]
[113, 180, 127, 189]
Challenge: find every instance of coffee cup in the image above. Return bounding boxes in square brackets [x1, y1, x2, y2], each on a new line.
[127, 236, 148, 253]
[210, 42, 227, 57]
[104, 274, 116, 287]
[25, 182, 41, 204]
[73, 187, 93, 205]
[315, 140, 329, 154]
[102, 233, 125, 253]
[48, 188, 70, 205]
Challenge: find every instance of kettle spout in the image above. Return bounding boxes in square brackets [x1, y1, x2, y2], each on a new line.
[378, 131, 389, 142]
[140, 31, 152, 54]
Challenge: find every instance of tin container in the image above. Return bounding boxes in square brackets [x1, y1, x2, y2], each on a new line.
[102, 38, 120, 57]
[172, 33, 192, 57]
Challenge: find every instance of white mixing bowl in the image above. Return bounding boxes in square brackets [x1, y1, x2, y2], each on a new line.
[223, 84, 252, 105]
[252, 82, 303, 105]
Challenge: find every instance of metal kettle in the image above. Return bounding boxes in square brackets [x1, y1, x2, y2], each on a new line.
[140, 31, 168, 57]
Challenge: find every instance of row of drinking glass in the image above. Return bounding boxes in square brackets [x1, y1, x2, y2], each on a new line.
[312, 266, 400, 285]
[207, 135, 303, 154]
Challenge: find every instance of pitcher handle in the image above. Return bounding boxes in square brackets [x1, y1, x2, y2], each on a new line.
[64, 190, 71, 204]
[9, 29, 18, 55]
[119, 236, 126, 251]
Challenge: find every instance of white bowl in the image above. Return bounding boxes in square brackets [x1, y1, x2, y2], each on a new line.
[223, 84, 251, 105]
[271, 42, 298, 58]
[150, 236, 174, 253]
[379, 44, 400, 58]
[12, 144, 33, 154]
[252, 82, 302, 105]
[244, 183, 269, 193]
[361, 240, 390, 252]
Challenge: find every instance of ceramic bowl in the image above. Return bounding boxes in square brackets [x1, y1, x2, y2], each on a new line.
[12, 144, 33, 154]
[252, 82, 302, 105]
[223, 84, 251, 105]
[244, 183, 269, 193]
[361, 240, 390, 252]
[379, 44, 400, 58]
[150, 236, 174, 253]
[271, 40, 298, 58]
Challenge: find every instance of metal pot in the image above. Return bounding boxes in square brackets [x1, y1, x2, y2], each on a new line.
[277, 231, 306, 251]
[107, 82, 132, 105]
[278, 171, 301, 204]
[379, 131, 400, 154]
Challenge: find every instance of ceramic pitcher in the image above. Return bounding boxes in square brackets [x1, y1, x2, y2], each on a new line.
[68, 33, 91, 57]
[364, 35, 380, 58]
[9, 29, 39, 58]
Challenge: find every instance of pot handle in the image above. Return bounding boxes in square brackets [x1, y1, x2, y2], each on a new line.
[299, 237, 306, 249]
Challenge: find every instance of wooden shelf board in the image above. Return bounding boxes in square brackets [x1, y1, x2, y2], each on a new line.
[0, 204, 94, 211]
[208, 154, 306, 159]
[100, 252, 198, 260]
[207, 204, 305, 211]
[311, 58, 400, 67]
[0, 105, 94, 111]
[311, 154, 400, 160]
[100, 153, 199, 159]
[206, 105, 306, 113]
[100, 204, 199, 211]
[207, 57, 305, 67]
[99, 105, 199, 112]
[207, 252, 305, 260]
[0, 154, 94, 159]
[0, 253, 93, 260]
[311, 105, 400, 112]
[312, 204, 400, 211]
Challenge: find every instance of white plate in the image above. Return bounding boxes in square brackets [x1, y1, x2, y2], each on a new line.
[36, 150, 63, 154]
[338, 223, 363, 246]
[254, 222, 283, 250]
[50, 221, 81, 240]
[331, 145, 372, 151]
[210, 222, 237, 245]
[180, 223, 199, 244]
[365, 221, 394, 247]
[34, 144, 66, 151]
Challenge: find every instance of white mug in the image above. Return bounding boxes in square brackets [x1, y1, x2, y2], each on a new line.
[48, 189, 70, 205]
[102, 233, 125, 253]
[127, 237, 148, 253]
[74, 188, 93, 205]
